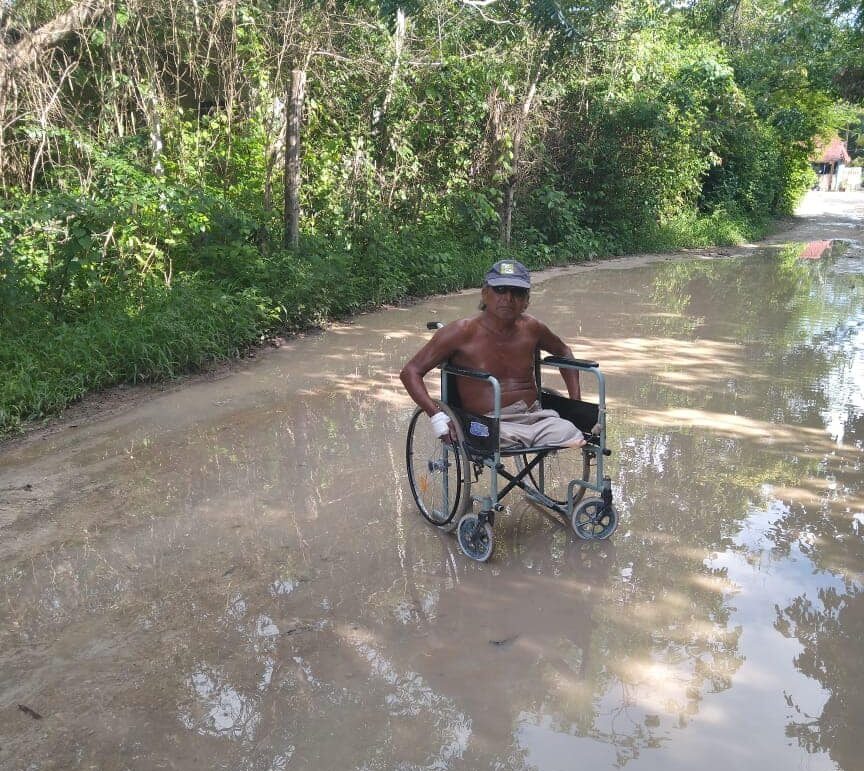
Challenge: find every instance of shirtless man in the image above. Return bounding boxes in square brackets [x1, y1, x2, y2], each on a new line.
[399, 260, 586, 448]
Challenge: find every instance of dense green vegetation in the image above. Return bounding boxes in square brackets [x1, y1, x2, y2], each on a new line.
[1, 0, 862, 433]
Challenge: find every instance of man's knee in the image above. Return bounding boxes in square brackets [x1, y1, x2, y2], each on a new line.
[541, 418, 584, 448]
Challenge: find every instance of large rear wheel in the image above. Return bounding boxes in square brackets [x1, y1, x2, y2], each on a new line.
[406, 403, 471, 531]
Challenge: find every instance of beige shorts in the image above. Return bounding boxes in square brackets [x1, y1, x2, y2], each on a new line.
[490, 400, 583, 448]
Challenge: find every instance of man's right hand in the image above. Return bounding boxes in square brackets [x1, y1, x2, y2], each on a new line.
[430, 411, 458, 444]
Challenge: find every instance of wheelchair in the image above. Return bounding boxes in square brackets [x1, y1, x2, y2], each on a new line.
[406, 321, 617, 562]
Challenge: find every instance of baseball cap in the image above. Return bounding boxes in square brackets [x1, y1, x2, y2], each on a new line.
[484, 260, 531, 289]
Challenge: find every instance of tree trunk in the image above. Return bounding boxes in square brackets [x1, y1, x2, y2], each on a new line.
[499, 73, 539, 246]
[144, 89, 164, 177]
[284, 69, 306, 249]
[0, 0, 111, 76]
[373, 6, 406, 161]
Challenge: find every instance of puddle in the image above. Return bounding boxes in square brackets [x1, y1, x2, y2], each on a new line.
[1, 192, 863, 770]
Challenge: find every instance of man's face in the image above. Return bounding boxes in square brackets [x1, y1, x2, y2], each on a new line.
[482, 284, 530, 319]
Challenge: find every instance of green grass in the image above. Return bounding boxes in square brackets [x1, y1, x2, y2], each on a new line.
[0, 279, 268, 432]
[0, 206, 777, 437]
[625, 207, 771, 253]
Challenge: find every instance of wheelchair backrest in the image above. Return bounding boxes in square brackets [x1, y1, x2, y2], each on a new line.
[539, 389, 599, 435]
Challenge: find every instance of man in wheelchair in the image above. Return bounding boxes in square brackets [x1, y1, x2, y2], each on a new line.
[400, 259, 617, 560]
[400, 259, 587, 449]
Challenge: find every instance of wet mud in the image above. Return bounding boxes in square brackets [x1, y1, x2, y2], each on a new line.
[1, 192, 863, 770]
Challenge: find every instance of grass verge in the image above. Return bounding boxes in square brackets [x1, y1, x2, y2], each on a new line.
[1, 208, 773, 437]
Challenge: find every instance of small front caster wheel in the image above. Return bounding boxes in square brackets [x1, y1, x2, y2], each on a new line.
[456, 513, 494, 562]
[572, 497, 618, 540]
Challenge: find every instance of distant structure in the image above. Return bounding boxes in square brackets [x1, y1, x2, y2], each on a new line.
[811, 136, 860, 191]
[799, 240, 833, 259]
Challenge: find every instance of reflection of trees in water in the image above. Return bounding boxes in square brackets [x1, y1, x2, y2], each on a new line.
[760, 408, 863, 771]
[585, 553, 743, 763]
[621, 242, 862, 570]
[178, 578, 477, 770]
[649, 246, 863, 444]
[418, 533, 615, 766]
[279, 247, 860, 765]
[650, 245, 820, 334]
[615, 247, 863, 770]
[156, 420, 747, 767]
[125, 244, 864, 768]
[650, 246, 863, 388]
[139, 384, 412, 528]
[586, 420, 797, 760]
[604, 262, 859, 458]
[643, 250, 844, 423]
[392, 499, 746, 767]
[776, 585, 864, 771]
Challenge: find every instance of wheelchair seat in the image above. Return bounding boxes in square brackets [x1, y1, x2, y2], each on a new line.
[446, 383, 601, 460]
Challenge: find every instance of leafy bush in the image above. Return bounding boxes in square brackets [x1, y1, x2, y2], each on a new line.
[1, 4, 834, 436]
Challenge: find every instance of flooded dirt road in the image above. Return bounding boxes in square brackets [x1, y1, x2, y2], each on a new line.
[2, 191, 863, 771]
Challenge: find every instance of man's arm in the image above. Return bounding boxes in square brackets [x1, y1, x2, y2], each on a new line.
[400, 322, 465, 442]
[400, 324, 460, 415]
[536, 322, 581, 400]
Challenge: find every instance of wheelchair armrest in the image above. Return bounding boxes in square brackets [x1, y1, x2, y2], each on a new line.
[542, 355, 599, 369]
[441, 363, 494, 381]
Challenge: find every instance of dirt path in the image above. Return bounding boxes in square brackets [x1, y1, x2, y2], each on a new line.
[1, 191, 862, 771]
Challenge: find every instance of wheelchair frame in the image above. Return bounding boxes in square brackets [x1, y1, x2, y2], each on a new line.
[406, 322, 616, 562]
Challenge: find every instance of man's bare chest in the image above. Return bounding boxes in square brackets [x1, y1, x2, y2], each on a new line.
[456, 334, 538, 376]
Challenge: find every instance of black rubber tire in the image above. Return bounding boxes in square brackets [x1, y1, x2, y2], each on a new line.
[456, 513, 494, 562]
[406, 402, 471, 531]
[572, 497, 618, 540]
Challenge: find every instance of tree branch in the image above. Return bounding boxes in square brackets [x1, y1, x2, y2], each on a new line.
[1, 0, 112, 76]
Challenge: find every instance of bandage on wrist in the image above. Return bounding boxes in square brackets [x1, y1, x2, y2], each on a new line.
[429, 411, 451, 437]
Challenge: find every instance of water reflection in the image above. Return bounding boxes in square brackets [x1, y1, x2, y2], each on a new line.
[3, 222, 864, 769]
[797, 239, 852, 260]
[182, 668, 263, 739]
[777, 586, 864, 771]
[633, 240, 863, 769]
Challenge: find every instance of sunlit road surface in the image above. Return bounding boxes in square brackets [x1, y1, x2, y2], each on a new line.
[1, 191, 863, 771]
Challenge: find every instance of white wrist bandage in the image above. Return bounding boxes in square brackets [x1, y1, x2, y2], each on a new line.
[429, 411, 451, 438]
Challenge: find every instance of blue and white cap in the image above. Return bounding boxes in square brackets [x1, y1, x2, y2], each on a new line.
[484, 260, 530, 289]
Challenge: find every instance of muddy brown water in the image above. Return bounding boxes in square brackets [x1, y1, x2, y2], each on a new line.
[2, 192, 863, 771]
